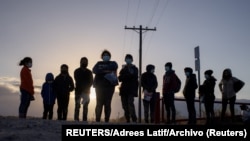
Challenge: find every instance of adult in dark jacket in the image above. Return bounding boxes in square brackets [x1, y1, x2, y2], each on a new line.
[199, 70, 216, 125]
[92, 50, 118, 123]
[118, 54, 138, 123]
[54, 64, 74, 120]
[41, 72, 56, 120]
[141, 64, 158, 123]
[183, 67, 198, 125]
[74, 57, 93, 121]
[162, 62, 179, 124]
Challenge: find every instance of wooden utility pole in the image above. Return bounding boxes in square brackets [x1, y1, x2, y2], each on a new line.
[124, 25, 156, 123]
[194, 46, 201, 118]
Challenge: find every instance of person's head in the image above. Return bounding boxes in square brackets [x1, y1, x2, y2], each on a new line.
[222, 68, 232, 80]
[80, 57, 88, 68]
[19, 57, 32, 68]
[204, 69, 213, 79]
[165, 62, 172, 72]
[125, 54, 133, 65]
[60, 64, 69, 75]
[146, 64, 155, 73]
[45, 73, 54, 83]
[184, 67, 193, 77]
[240, 104, 248, 111]
[101, 49, 111, 62]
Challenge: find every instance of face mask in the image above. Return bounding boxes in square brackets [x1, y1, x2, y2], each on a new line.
[125, 58, 132, 64]
[27, 62, 32, 68]
[151, 69, 155, 73]
[185, 72, 190, 77]
[165, 66, 170, 72]
[61, 70, 68, 74]
[205, 74, 209, 79]
[81, 63, 88, 68]
[102, 55, 110, 62]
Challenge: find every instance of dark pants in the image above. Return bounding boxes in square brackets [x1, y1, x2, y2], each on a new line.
[185, 96, 196, 124]
[19, 89, 32, 118]
[163, 92, 176, 123]
[74, 92, 90, 121]
[120, 94, 137, 122]
[57, 94, 70, 120]
[221, 96, 236, 121]
[143, 95, 156, 123]
[43, 103, 54, 120]
[95, 85, 115, 122]
[204, 96, 215, 124]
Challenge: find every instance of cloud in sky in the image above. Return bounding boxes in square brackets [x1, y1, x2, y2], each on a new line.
[1, 76, 246, 122]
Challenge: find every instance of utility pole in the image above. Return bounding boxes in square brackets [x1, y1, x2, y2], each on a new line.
[124, 25, 156, 123]
[194, 46, 201, 118]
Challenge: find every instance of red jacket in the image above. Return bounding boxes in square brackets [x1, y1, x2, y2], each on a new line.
[20, 66, 34, 95]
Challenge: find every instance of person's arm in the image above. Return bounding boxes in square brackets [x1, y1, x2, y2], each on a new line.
[218, 80, 223, 92]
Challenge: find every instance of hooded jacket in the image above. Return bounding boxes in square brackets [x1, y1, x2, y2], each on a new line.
[41, 73, 56, 105]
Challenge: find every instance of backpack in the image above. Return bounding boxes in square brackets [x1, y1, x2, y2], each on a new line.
[174, 74, 181, 93]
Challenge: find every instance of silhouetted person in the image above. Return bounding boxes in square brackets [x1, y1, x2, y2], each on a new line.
[118, 54, 138, 123]
[18, 57, 35, 118]
[199, 70, 216, 125]
[141, 64, 158, 123]
[92, 50, 118, 123]
[183, 67, 198, 125]
[41, 73, 56, 120]
[162, 62, 179, 124]
[54, 64, 74, 120]
[219, 68, 244, 122]
[74, 57, 93, 122]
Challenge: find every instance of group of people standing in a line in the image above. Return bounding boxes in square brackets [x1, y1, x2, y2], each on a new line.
[18, 49, 245, 125]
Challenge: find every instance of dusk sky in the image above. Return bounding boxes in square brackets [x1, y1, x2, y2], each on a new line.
[0, 0, 249, 120]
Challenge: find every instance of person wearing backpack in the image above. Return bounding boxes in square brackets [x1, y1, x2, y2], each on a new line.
[162, 62, 180, 124]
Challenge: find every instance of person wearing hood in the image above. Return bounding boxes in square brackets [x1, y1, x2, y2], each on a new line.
[41, 73, 56, 120]
[54, 64, 75, 120]
[141, 64, 158, 123]
[183, 67, 198, 125]
[198, 70, 217, 125]
[219, 68, 245, 122]
[162, 62, 180, 124]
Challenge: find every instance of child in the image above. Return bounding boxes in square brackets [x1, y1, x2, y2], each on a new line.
[41, 73, 56, 120]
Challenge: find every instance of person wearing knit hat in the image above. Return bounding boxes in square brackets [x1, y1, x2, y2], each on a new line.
[199, 69, 217, 125]
[183, 67, 198, 125]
